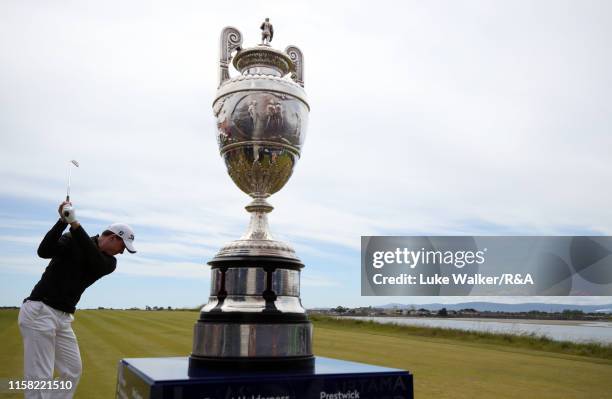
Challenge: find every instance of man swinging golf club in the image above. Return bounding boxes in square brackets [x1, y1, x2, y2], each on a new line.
[18, 162, 137, 398]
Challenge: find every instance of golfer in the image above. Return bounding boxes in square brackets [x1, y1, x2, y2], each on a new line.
[18, 201, 136, 398]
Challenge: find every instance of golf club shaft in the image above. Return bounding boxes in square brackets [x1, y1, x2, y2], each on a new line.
[66, 164, 72, 202]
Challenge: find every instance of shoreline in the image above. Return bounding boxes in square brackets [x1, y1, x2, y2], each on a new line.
[346, 315, 612, 327]
[312, 315, 612, 360]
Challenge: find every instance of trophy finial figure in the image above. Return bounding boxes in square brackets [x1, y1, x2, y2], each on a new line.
[260, 18, 274, 45]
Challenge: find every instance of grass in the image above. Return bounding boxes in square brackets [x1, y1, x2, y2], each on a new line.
[1, 310, 611, 398]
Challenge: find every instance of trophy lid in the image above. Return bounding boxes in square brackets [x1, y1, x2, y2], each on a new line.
[232, 46, 295, 77]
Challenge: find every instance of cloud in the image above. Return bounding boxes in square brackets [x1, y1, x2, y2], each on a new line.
[0, 215, 53, 231]
[0, 235, 40, 246]
[0, 255, 45, 275]
[1, 1, 612, 307]
[302, 274, 340, 288]
[113, 256, 210, 279]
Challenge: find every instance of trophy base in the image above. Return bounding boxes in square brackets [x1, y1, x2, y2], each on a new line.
[116, 356, 414, 399]
[188, 354, 315, 374]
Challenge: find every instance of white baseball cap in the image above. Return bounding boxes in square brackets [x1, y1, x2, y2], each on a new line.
[107, 223, 137, 254]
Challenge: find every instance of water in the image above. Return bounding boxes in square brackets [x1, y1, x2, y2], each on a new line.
[347, 316, 612, 344]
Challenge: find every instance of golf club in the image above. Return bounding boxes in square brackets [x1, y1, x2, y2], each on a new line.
[63, 160, 79, 218]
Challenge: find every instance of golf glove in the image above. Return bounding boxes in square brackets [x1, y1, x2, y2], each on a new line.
[61, 204, 77, 224]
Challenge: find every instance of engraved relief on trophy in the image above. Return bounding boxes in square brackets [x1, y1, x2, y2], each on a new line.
[215, 106, 230, 147]
[265, 99, 283, 132]
[214, 92, 307, 149]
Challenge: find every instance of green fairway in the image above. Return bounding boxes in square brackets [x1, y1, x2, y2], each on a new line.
[1, 309, 611, 398]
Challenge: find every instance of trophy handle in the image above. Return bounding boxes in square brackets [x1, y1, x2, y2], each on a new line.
[285, 46, 304, 87]
[219, 27, 243, 87]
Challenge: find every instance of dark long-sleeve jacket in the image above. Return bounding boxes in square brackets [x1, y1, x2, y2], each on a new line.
[26, 219, 117, 313]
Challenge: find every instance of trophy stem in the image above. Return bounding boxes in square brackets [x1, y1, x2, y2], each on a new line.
[241, 197, 274, 241]
[210, 195, 299, 261]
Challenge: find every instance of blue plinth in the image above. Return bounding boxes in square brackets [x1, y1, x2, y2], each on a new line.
[116, 356, 413, 399]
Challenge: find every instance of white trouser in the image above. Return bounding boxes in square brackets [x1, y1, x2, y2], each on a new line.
[18, 300, 82, 399]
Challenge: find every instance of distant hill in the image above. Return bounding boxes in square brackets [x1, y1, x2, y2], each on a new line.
[377, 302, 612, 313]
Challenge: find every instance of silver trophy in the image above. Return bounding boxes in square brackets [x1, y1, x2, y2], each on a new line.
[189, 21, 313, 372]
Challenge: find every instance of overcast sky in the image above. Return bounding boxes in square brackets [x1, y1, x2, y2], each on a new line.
[1, 1, 611, 309]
